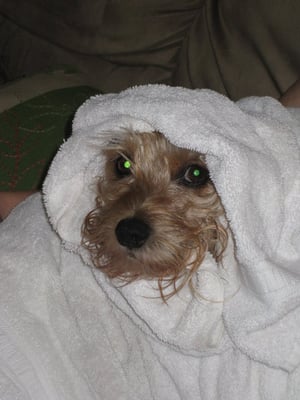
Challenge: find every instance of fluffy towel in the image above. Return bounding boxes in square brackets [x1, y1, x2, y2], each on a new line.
[0, 85, 300, 400]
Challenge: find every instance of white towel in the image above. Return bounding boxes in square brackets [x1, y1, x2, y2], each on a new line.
[0, 84, 300, 399]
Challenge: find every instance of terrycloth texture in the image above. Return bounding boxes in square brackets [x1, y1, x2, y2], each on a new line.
[0, 85, 300, 399]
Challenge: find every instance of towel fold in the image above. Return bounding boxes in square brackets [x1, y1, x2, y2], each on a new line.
[1, 84, 300, 399]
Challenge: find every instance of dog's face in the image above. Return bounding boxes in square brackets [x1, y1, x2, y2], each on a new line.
[82, 131, 227, 299]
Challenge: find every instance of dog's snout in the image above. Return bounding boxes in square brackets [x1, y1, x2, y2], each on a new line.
[115, 217, 151, 249]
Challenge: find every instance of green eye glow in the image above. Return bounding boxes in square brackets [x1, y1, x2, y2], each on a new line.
[124, 160, 131, 169]
[193, 168, 201, 177]
[180, 164, 209, 187]
[115, 156, 132, 177]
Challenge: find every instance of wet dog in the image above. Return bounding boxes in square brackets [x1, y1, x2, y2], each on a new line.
[82, 131, 228, 299]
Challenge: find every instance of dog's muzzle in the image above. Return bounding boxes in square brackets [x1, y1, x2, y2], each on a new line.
[115, 217, 151, 249]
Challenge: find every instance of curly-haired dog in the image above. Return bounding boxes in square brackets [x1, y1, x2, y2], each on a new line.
[82, 130, 228, 299]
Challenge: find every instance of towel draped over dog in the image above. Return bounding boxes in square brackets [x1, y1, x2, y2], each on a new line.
[0, 85, 300, 399]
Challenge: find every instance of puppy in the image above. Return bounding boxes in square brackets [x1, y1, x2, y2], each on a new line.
[82, 131, 228, 299]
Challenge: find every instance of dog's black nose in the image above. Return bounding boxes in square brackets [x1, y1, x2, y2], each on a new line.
[115, 217, 151, 249]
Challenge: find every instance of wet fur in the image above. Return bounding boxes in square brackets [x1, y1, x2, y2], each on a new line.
[82, 131, 228, 300]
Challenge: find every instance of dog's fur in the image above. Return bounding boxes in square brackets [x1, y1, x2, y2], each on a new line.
[82, 131, 228, 300]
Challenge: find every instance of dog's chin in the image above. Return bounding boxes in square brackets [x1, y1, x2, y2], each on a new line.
[93, 245, 185, 280]
[88, 235, 209, 300]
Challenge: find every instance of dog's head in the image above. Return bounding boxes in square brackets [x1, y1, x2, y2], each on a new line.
[82, 130, 227, 299]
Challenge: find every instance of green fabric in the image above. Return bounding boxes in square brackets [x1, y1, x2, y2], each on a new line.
[0, 86, 99, 191]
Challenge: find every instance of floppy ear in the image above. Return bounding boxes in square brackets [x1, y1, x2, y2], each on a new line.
[43, 115, 153, 250]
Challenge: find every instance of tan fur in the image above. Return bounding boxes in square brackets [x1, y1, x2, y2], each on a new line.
[82, 131, 228, 300]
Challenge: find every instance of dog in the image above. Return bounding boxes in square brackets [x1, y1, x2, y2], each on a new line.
[82, 130, 228, 300]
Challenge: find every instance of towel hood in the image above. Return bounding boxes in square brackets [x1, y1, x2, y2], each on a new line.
[43, 84, 300, 370]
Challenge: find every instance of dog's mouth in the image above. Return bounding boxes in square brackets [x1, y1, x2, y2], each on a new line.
[82, 201, 227, 300]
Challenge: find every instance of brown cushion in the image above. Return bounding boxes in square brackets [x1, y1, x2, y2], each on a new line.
[0, 0, 299, 99]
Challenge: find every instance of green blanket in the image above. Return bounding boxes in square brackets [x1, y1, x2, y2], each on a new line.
[0, 85, 98, 190]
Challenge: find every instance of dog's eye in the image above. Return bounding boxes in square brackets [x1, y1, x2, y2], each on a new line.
[115, 156, 132, 177]
[180, 164, 209, 187]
